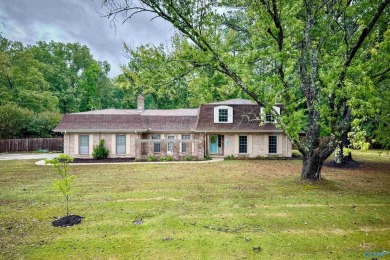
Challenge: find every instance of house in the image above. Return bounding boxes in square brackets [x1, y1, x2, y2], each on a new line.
[54, 96, 292, 159]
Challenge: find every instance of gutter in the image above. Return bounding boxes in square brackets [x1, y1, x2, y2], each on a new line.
[55, 129, 149, 133]
[193, 129, 284, 133]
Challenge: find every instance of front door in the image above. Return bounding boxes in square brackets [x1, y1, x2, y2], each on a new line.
[210, 135, 218, 154]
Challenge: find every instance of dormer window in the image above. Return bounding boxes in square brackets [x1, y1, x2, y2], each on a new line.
[219, 109, 228, 122]
[266, 114, 273, 122]
[214, 106, 233, 123]
[261, 106, 280, 123]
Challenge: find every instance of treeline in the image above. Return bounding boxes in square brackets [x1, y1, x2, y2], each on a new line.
[0, 36, 135, 138]
[0, 35, 244, 139]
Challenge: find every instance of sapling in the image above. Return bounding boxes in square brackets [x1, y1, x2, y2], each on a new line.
[45, 154, 74, 216]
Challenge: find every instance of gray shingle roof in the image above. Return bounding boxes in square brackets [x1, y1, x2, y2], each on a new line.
[54, 99, 283, 133]
[53, 114, 147, 132]
[73, 108, 198, 116]
[209, 98, 257, 105]
[193, 104, 280, 132]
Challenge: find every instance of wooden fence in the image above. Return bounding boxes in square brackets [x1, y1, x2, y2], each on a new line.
[0, 137, 64, 153]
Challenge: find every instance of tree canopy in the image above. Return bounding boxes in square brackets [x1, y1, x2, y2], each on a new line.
[102, 0, 389, 180]
[0, 36, 134, 138]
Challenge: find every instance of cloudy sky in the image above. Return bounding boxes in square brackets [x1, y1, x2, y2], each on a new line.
[0, 0, 174, 77]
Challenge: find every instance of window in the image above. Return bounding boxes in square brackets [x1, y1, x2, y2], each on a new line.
[266, 114, 273, 122]
[152, 134, 161, 153]
[218, 135, 223, 148]
[116, 135, 126, 154]
[79, 135, 89, 155]
[261, 106, 280, 123]
[239, 136, 247, 153]
[167, 135, 175, 153]
[214, 106, 233, 123]
[269, 136, 277, 154]
[181, 134, 190, 153]
[219, 109, 228, 122]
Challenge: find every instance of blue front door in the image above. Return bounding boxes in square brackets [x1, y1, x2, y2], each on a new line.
[210, 135, 218, 154]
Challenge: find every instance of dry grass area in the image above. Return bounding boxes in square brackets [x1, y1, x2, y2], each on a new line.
[0, 150, 389, 259]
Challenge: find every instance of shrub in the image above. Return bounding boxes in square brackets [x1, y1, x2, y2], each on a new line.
[92, 139, 109, 160]
[204, 154, 211, 160]
[29, 111, 62, 138]
[166, 155, 173, 161]
[225, 154, 235, 160]
[0, 104, 33, 138]
[292, 150, 302, 158]
[159, 156, 167, 161]
[184, 155, 192, 161]
[147, 155, 156, 162]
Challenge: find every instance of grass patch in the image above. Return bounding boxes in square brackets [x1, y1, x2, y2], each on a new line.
[0, 150, 389, 259]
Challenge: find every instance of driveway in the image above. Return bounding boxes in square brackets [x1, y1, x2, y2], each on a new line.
[0, 153, 60, 160]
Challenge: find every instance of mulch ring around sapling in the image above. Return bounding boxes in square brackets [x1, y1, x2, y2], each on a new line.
[52, 215, 84, 227]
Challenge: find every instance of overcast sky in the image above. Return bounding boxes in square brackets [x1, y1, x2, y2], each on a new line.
[0, 0, 174, 77]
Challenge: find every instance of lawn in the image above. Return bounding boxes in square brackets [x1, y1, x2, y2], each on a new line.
[0, 150, 389, 259]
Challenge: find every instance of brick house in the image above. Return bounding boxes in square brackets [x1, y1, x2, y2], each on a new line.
[54, 96, 292, 159]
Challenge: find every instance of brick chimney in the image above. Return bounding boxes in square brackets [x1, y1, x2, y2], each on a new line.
[137, 95, 144, 112]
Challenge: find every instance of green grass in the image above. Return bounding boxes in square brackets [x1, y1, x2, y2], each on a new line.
[0, 150, 389, 259]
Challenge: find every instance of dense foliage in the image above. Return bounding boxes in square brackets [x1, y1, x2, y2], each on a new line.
[0, 36, 134, 138]
[102, 0, 389, 180]
[116, 39, 245, 108]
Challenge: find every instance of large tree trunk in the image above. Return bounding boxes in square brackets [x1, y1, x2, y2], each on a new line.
[301, 150, 325, 180]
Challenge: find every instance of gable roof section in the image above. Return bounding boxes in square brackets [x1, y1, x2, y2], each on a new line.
[54, 114, 147, 132]
[143, 115, 198, 131]
[193, 104, 280, 132]
[54, 108, 199, 132]
[73, 108, 198, 116]
[209, 98, 257, 105]
[54, 99, 283, 133]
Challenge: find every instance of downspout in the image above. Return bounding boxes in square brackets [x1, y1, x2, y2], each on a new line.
[204, 131, 207, 158]
[286, 135, 288, 157]
[134, 130, 138, 159]
[65, 130, 69, 154]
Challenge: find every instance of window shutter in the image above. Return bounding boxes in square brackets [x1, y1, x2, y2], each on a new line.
[112, 134, 116, 154]
[74, 134, 79, 155]
[214, 107, 219, 123]
[248, 134, 253, 154]
[277, 135, 282, 154]
[89, 134, 93, 155]
[234, 134, 239, 154]
[227, 107, 233, 123]
[274, 106, 281, 123]
[274, 106, 281, 115]
[126, 134, 130, 155]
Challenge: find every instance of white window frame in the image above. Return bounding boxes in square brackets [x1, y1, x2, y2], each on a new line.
[79, 134, 89, 155]
[181, 134, 191, 153]
[269, 135, 278, 154]
[214, 105, 233, 123]
[167, 135, 175, 155]
[238, 135, 248, 154]
[152, 134, 161, 153]
[261, 106, 280, 123]
[116, 134, 126, 154]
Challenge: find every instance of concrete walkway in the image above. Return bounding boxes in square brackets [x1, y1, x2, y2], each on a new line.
[0, 153, 60, 161]
[35, 157, 224, 166]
